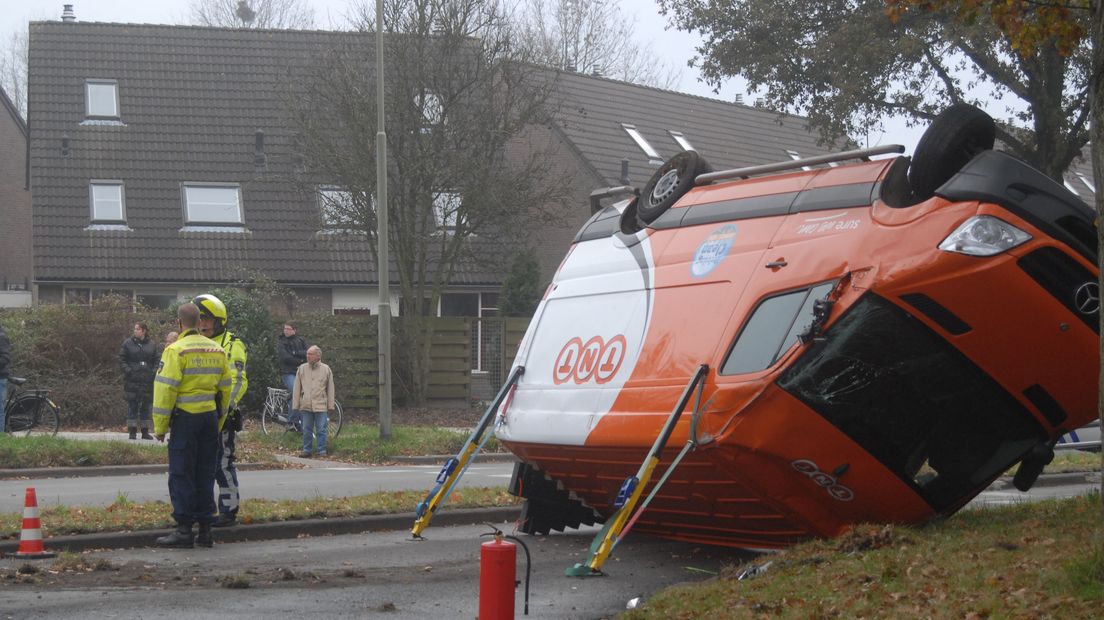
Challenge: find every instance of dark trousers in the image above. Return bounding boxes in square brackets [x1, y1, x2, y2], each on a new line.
[215, 428, 239, 517]
[167, 410, 219, 527]
[126, 394, 152, 430]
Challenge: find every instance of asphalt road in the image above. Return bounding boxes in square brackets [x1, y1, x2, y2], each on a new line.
[0, 521, 756, 619]
[0, 462, 516, 513]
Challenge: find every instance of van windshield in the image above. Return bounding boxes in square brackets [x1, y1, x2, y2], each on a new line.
[777, 294, 1045, 511]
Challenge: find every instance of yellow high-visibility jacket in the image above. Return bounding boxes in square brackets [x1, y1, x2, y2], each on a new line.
[211, 330, 248, 410]
[152, 329, 233, 436]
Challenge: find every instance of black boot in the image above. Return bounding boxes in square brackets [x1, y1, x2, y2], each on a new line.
[156, 525, 194, 548]
[128, 427, 137, 440]
[141, 429, 154, 440]
[196, 523, 213, 548]
[212, 513, 237, 528]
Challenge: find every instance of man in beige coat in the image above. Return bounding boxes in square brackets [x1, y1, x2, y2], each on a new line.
[292, 346, 335, 458]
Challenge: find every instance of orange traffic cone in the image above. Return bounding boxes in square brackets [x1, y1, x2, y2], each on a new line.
[13, 487, 56, 559]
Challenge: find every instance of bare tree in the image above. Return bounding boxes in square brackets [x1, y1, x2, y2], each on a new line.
[189, 0, 315, 29]
[286, 0, 569, 404]
[518, 0, 680, 89]
[0, 29, 27, 120]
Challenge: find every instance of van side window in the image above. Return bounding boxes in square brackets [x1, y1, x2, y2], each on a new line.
[721, 282, 835, 375]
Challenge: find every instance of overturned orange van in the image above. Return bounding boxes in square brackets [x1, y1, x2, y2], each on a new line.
[496, 104, 1100, 549]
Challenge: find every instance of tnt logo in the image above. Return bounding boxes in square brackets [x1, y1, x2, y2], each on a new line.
[553, 335, 627, 385]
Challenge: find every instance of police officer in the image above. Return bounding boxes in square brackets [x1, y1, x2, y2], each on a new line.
[153, 302, 232, 548]
[194, 294, 248, 528]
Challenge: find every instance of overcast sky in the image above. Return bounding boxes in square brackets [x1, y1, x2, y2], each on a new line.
[0, 0, 924, 150]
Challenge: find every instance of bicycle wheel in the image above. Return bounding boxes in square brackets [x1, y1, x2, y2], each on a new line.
[328, 400, 343, 439]
[261, 387, 289, 436]
[7, 395, 60, 436]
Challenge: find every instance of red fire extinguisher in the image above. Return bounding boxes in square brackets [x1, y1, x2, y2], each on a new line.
[479, 526, 531, 619]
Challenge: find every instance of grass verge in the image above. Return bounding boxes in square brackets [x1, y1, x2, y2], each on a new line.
[0, 486, 517, 538]
[0, 424, 501, 469]
[625, 493, 1104, 619]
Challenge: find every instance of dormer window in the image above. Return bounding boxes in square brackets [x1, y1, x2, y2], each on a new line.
[85, 80, 119, 119]
[433, 191, 460, 233]
[89, 181, 125, 223]
[182, 183, 243, 225]
[621, 124, 663, 164]
[418, 92, 444, 127]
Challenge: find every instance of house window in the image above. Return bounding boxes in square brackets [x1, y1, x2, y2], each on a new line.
[418, 92, 444, 126]
[668, 131, 696, 152]
[319, 188, 356, 229]
[89, 182, 125, 223]
[621, 124, 663, 164]
[433, 191, 460, 232]
[183, 184, 243, 225]
[85, 80, 119, 118]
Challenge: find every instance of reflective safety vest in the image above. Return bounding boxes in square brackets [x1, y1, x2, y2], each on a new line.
[212, 330, 248, 409]
[152, 329, 233, 436]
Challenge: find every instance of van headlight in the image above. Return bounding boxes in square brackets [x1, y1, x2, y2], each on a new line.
[938, 215, 1032, 256]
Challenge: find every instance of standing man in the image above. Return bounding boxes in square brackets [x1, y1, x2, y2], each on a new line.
[0, 322, 10, 434]
[118, 321, 158, 440]
[292, 346, 335, 458]
[194, 294, 248, 528]
[277, 321, 307, 429]
[153, 303, 232, 548]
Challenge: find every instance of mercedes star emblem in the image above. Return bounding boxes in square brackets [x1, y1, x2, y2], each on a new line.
[1074, 281, 1100, 315]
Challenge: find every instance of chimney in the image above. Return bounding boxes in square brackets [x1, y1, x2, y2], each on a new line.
[619, 158, 630, 186]
[61, 134, 71, 157]
[591, 65, 603, 78]
[254, 129, 267, 169]
[61, 4, 76, 22]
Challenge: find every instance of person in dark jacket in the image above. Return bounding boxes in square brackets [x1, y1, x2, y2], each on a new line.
[118, 321, 158, 440]
[0, 323, 10, 434]
[277, 322, 308, 393]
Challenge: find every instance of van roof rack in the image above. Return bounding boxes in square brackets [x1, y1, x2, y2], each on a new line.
[695, 144, 905, 186]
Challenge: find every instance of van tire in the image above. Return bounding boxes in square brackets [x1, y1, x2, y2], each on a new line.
[909, 103, 995, 201]
[637, 151, 712, 225]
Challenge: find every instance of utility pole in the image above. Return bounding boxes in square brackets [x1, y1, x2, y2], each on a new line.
[375, 0, 392, 441]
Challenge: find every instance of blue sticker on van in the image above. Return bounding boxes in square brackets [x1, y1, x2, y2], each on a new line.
[691, 224, 738, 278]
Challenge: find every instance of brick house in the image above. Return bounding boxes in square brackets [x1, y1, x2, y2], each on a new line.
[25, 18, 846, 316]
[0, 86, 32, 307]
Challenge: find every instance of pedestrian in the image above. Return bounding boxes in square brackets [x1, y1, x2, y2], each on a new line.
[158, 330, 179, 357]
[152, 302, 232, 549]
[118, 321, 158, 440]
[292, 345, 335, 458]
[194, 294, 248, 528]
[277, 322, 307, 393]
[0, 323, 10, 434]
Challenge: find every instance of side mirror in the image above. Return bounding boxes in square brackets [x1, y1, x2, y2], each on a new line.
[1012, 441, 1055, 492]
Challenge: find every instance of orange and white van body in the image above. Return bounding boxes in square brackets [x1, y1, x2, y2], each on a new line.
[496, 147, 1099, 549]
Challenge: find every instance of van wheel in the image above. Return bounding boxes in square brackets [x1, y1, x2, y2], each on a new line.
[908, 103, 995, 201]
[637, 151, 712, 225]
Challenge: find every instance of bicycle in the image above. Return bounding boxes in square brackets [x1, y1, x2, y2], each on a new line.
[260, 386, 343, 440]
[3, 376, 61, 436]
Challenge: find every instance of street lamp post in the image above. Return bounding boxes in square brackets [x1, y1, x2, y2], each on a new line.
[376, 0, 392, 441]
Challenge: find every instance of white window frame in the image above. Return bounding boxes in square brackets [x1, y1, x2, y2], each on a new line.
[668, 130, 696, 152]
[433, 191, 461, 233]
[182, 183, 244, 225]
[85, 80, 119, 118]
[786, 149, 814, 171]
[621, 124, 663, 164]
[89, 181, 126, 223]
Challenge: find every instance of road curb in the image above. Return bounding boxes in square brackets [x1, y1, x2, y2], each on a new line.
[0, 506, 522, 555]
[0, 453, 518, 480]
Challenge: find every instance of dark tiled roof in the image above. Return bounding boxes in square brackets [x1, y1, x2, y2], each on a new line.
[551, 71, 837, 187]
[0, 86, 26, 136]
[26, 21, 864, 287]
